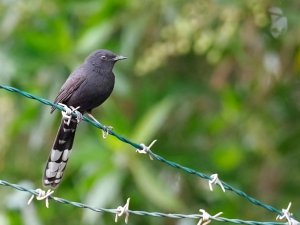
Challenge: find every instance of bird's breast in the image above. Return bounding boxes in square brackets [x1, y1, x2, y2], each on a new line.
[82, 72, 115, 111]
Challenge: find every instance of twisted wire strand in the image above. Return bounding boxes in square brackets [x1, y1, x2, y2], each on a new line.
[0, 85, 287, 217]
[0, 180, 285, 225]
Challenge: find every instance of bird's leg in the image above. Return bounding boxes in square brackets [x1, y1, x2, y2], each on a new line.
[86, 113, 113, 138]
[86, 113, 99, 123]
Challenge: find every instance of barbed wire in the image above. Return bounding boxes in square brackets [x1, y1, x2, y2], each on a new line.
[0, 179, 287, 225]
[0, 84, 298, 223]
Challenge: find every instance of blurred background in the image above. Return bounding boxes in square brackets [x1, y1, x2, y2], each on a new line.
[0, 0, 299, 224]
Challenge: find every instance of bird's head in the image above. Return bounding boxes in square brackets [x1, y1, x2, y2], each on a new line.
[85, 49, 127, 69]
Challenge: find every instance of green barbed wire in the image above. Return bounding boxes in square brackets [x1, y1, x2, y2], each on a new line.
[0, 179, 286, 225]
[0, 84, 295, 221]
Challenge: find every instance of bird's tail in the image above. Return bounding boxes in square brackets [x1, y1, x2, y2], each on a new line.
[43, 118, 77, 188]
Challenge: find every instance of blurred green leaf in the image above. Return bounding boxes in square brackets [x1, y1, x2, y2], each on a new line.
[131, 97, 175, 143]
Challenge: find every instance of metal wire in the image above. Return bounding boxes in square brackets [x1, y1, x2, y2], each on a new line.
[0, 85, 295, 220]
[0, 180, 286, 225]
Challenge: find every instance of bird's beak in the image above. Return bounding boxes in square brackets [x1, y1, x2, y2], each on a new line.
[114, 55, 127, 61]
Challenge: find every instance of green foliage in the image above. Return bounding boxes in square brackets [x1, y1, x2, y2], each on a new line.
[0, 0, 299, 224]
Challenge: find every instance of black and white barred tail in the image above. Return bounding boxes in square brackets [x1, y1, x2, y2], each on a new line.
[43, 118, 77, 188]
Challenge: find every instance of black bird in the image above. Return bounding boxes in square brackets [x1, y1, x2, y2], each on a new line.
[43, 49, 126, 188]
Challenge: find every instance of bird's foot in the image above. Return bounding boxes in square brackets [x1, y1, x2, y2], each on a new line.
[102, 125, 113, 139]
[58, 103, 82, 125]
[86, 113, 113, 138]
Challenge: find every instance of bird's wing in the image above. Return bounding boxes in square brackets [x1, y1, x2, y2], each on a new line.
[51, 72, 86, 113]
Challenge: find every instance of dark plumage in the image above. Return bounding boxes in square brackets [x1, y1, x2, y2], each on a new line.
[43, 49, 126, 188]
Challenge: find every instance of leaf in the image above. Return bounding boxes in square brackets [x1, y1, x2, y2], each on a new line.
[130, 159, 185, 211]
[127, 97, 184, 210]
[131, 97, 175, 143]
[82, 172, 121, 224]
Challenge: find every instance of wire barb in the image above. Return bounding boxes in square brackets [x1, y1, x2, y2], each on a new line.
[27, 189, 54, 208]
[276, 202, 299, 225]
[136, 140, 157, 160]
[209, 174, 225, 192]
[58, 103, 82, 125]
[197, 209, 223, 225]
[115, 198, 130, 224]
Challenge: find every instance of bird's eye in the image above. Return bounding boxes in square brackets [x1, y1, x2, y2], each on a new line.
[100, 55, 107, 60]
